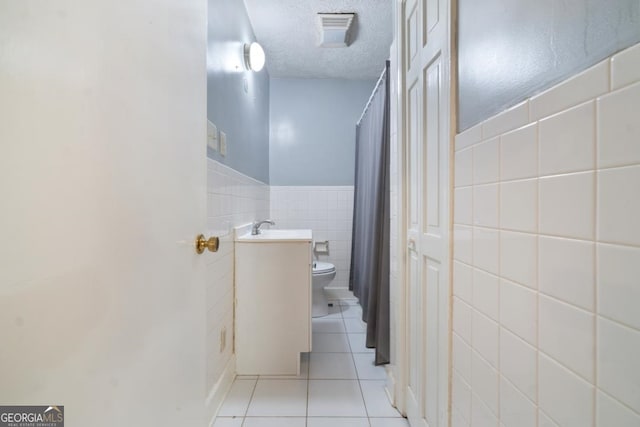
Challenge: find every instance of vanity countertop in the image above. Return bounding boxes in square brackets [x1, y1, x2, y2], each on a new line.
[235, 229, 312, 243]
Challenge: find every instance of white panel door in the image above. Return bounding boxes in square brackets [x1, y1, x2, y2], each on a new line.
[402, 0, 452, 425]
[0, 2, 208, 426]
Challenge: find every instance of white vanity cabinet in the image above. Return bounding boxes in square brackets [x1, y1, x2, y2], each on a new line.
[234, 229, 312, 376]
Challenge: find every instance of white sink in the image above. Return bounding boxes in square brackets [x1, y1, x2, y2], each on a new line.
[236, 228, 312, 242]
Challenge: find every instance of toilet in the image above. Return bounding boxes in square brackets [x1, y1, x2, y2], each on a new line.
[312, 261, 336, 317]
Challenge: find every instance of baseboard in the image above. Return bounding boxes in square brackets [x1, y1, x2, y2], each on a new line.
[206, 355, 236, 427]
[324, 287, 356, 302]
[385, 365, 404, 415]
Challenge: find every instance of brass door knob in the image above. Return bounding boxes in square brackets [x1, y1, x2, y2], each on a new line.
[196, 234, 219, 254]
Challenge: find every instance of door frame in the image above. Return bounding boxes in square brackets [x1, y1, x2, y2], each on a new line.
[390, 0, 457, 425]
[389, 0, 408, 418]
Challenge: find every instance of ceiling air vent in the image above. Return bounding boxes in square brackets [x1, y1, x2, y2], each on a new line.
[317, 13, 356, 48]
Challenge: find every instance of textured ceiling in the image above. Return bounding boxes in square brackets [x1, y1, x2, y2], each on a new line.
[243, 0, 393, 80]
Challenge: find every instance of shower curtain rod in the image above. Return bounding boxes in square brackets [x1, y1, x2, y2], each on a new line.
[356, 66, 388, 126]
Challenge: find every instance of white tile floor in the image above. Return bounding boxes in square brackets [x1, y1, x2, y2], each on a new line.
[214, 301, 408, 427]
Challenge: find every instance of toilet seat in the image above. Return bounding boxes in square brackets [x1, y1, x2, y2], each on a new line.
[313, 262, 336, 275]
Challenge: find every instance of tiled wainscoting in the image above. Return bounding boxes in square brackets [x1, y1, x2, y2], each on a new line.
[270, 186, 354, 289]
[452, 43, 640, 426]
[206, 159, 270, 421]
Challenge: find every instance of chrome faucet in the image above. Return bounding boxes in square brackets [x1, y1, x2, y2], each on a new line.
[251, 219, 275, 235]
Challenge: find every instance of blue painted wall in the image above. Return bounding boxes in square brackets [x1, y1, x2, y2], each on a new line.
[458, 0, 640, 131]
[269, 78, 376, 186]
[207, 0, 270, 183]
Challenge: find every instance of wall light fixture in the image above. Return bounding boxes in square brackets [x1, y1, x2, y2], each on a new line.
[244, 42, 265, 72]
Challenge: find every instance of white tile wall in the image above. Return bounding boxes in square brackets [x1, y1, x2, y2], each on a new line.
[597, 244, 640, 330]
[454, 297, 473, 344]
[538, 101, 596, 176]
[597, 83, 640, 168]
[472, 310, 499, 368]
[453, 42, 640, 426]
[500, 123, 538, 181]
[597, 165, 640, 246]
[473, 184, 499, 228]
[456, 122, 482, 151]
[473, 228, 500, 275]
[539, 171, 595, 240]
[538, 354, 595, 427]
[453, 261, 473, 304]
[454, 224, 474, 265]
[539, 410, 561, 427]
[270, 186, 354, 289]
[500, 231, 537, 289]
[597, 390, 640, 427]
[453, 332, 473, 384]
[454, 187, 473, 226]
[473, 138, 500, 184]
[471, 351, 499, 415]
[538, 295, 595, 382]
[597, 318, 640, 414]
[538, 236, 595, 310]
[481, 101, 530, 140]
[500, 327, 537, 401]
[471, 392, 499, 427]
[611, 43, 640, 90]
[500, 179, 537, 233]
[500, 280, 536, 345]
[472, 269, 499, 321]
[529, 61, 610, 121]
[500, 376, 536, 427]
[453, 370, 472, 422]
[455, 147, 474, 186]
[206, 159, 270, 393]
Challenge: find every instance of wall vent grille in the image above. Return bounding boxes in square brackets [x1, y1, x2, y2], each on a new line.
[317, 13, 356, 48]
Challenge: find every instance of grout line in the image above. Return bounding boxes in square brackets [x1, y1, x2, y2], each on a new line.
[348, 309, 369, 427]
[499, 372, 537, 407]
[539, 347, 595, 386]
[532, 119, 542, 425]
[305, 353, 310, 427]
[535, 154, 541, 427]
[595, 238, 640, 251]
[597, 312, 640, 334]
[345, 302, 372, 425]
[537, 292, 595, 316]
[593, 125, 599, 427]
[497, 188, 502, 425]
[539, 407, 562, 427]
[598, 387, 640, 419]
[241, 378, 259, 422]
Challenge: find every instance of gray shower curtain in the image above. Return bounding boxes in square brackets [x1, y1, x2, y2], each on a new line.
[349, 61, 390, 365]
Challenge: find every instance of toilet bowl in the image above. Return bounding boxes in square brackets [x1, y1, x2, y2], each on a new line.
[312, 261, 336, 318]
